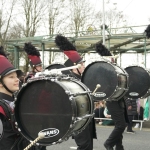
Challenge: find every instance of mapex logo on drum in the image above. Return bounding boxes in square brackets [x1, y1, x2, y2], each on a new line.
[94, 92, 106, 97]
[39, 128, 59, 138]
[129, 92, 139, 96]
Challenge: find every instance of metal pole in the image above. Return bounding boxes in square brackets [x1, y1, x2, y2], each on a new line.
[14, 46, 19, 68]
[144, 37, 147, 67]
[41, 43, 45, 68]
[102, 0, 105, 45]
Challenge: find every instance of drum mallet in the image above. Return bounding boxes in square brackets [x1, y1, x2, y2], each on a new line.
[24, 132, 45, 150]
[92, 84, 101, 94]
[41, 64, 81, 75]
[54, 64, 81, 72]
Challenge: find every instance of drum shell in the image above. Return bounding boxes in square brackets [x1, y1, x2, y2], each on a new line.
[124, 66, 150, 99]
[82, 61, 129, 101]
[15, 77, 93, 146]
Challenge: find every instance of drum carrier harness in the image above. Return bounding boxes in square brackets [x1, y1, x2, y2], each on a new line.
[0, 99, 16, 131]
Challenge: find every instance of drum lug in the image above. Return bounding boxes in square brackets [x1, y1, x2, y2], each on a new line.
[65, 90, 71, 95]
[58, 138, 62, 142]
[15, 122, 18, 126]
[50, 79, 55, 82]
[52, 142, 56, 145]
[69, 96, 74, 101]
[18, 128, 21, 132]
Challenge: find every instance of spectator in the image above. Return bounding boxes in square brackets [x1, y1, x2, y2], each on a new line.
[125, 98, 137, 133]
[144, 96, 150, 121]
[102, 107, 114, 126]
[94, 101, 106, 124]
[134, 99, 144, 128]
[94, 102, 101, 123]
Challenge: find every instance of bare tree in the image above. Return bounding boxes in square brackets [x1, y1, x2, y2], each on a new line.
[17, 0, 47, 37]
[46, 0, 67, 36]
[63, 0, 95, 36]
[0, 0, 17, 45]
[10, 0, 48, 72]
[94, 6, 128, 35]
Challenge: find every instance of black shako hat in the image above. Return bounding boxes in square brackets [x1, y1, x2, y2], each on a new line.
[24, 43, 42, 68]
[55, 34, 85, 67]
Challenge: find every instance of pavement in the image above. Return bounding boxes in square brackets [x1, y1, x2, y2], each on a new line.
[45, 125, 150, 150]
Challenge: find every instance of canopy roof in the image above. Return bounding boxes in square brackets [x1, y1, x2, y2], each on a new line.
[5, 25, 150, 54]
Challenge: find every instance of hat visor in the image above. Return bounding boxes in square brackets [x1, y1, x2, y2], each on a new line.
[5, 69, 23, 78]
[78, 60, 85, 64]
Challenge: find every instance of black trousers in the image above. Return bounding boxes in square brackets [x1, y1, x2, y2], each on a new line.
[104, 101, 127, 148]
[74, 121, 93, 150]
[127, 115, 134, 131]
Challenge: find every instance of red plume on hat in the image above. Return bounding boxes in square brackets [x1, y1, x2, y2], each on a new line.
[55, 35, 84, 66]
[24, 43, 42, 67]
[0, 46, 22, 77]
[145, 24, 150, 39]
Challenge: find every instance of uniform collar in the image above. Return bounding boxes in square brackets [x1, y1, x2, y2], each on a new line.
[72, 72, 81, 79]
[0, 92, 14, 102]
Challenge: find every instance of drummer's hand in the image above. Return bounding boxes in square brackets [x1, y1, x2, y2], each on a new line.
[128, 106, 132, 110]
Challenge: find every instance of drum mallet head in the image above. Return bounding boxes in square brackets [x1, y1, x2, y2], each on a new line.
[77, 64, 81, 68]
[92, 84, 101, 94]
[24, 132, 45, 150]
[96, 84, 101, 88]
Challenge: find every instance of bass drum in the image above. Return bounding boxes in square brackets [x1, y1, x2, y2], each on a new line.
[81, 61, 129, 101]
[45, 63, 71, 75]
[124, 66, 150, 99]
[15, 76, 93, 146]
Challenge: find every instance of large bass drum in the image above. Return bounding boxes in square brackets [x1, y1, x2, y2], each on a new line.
[81, 61, 129, 101]
[15, 76, 93, 146]
[124, 66, 150, 99]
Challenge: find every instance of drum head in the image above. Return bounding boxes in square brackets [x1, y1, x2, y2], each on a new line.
[45, 63, 71, 75]
[15, 80, 72, 145]
[81, 61, 118, 100]
[125, 66, 150, 99]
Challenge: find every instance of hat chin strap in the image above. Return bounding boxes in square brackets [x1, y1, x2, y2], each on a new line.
[77, 68, 81, 76]
[1, 79, 14, 94]
[34, 67, 41, 73]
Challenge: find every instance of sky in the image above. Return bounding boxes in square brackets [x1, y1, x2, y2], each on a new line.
[90, 0, 150, 26]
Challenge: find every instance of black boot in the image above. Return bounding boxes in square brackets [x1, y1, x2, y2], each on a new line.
[104, 142, 114, 150]
[115, 145, 124, 150]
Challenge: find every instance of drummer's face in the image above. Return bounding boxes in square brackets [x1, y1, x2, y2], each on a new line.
[35, 65, 43, 72]
[0, 72, 19, 95]
[78, 62, 85, 74]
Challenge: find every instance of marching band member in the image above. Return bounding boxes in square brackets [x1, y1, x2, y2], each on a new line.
[0, 46, 31, 150]
[95, 42, 127, 150]
[55, 35, 97, 150]
[23, 43, 43, 82]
